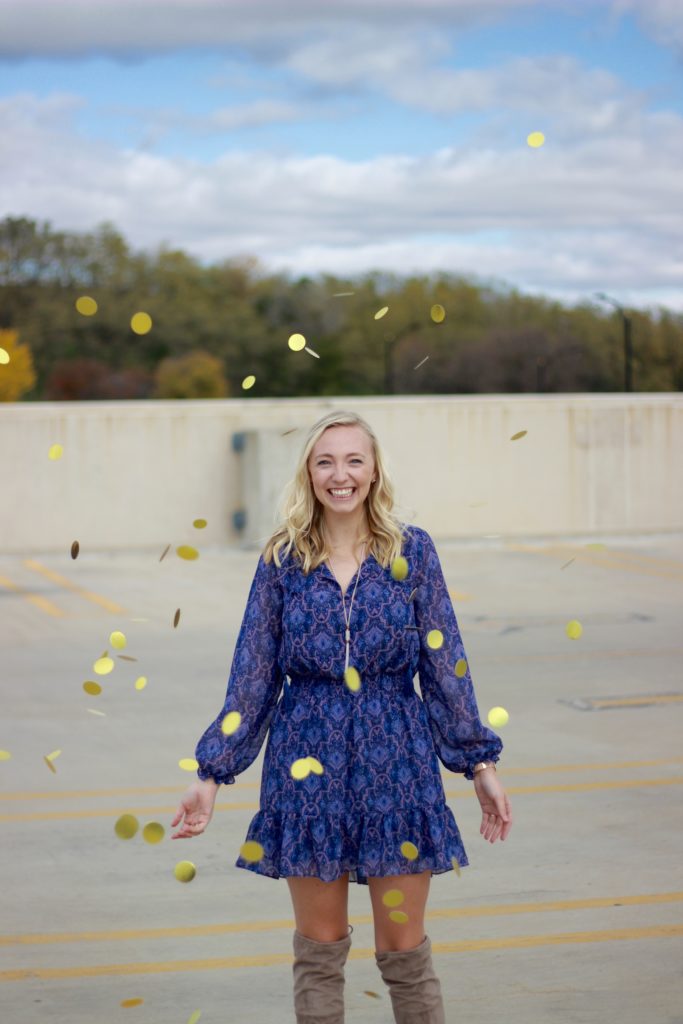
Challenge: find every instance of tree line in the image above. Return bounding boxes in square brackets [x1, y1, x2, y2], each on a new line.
[1, 215, 681, 401]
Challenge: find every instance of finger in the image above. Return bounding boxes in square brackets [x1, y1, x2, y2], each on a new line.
[171, 805, 185, 827]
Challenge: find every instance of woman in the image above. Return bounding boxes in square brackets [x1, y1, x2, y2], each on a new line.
[172, 409, 512, 1024]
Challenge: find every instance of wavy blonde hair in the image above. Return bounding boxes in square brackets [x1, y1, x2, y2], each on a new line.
[263, 410, 410, 573]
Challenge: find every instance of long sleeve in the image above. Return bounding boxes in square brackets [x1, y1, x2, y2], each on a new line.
[413, 528, 503, 780]
[195, 553, 284, 785]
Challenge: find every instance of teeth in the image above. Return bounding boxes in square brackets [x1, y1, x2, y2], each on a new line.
[330, 488, 354, 496]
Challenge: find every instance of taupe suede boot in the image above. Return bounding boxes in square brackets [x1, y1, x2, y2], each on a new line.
[292, 927, 352, 1024]
[375, 935, 446, 1024]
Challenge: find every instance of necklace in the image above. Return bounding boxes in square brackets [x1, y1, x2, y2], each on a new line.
[332, 541, 366, 673]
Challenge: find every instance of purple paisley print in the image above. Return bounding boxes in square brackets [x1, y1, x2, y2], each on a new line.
[195, 524, 502, 884]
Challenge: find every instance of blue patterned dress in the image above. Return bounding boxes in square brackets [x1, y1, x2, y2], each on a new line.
[195, 524, 502, 884]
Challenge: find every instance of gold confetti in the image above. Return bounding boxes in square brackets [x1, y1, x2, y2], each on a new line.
[75, 295, 98, 316]
[527, 131, 545, 148]
[142, 821, 165, 844]
[241, 375, 256, 390]
[430, 304, 446, 323]
[414, 356, 430, 370]
[178, 758, 199, 772]
[240, 840, 265, 862]
[426, 629, 443, 650]
[93, 655, 114, 675]
[487, 706, 509, 727]
[451, 857, 462, 877]
[332, 291, 355, 298]
[363, 991, 381, 999]
[290, 757, 312, 780]
[374, 306, 389, 320]
[221, 711, 242, 735]
[193, 519, 207, 529]
[114, 814, 139, 839]
[389, 910, 409, 924]
[159, 544, 171, 562]
[0, 750, 12, 761]
[566, 619, 583, 639]
[188, 1012, 202, 1024]
[173, 608, 181, 628]
[130, 311, 152, 335]
[584, 542, 606, 551]
[390, 556, 408, 580]
[134, 676, 147, 691]
[176, 545, 199, 561]
[47, 748, 61, 761]
[382, 889, 405, 908]
[48, 443, 63, 460]
[454, 658, 468, 678]
[307, 756, 324, 775]
[109, 631, 127, 650]
[87, 708, 106, 716]
[118, 654, 137, 662]
[511, 430, 528, 441]
[70, 540, 80, 559]
[0, 347, 9, 365]
[43, 755, 57, 773]
[288, 333, 306, 351]
[83, 680, 102, 696]
[304, 346, 320, 359]
[344, 666, 361, 693]
[560, 558, 575, 570]
[400, 841, 419, 861]
[174, 860, 196, 882]
[121, 998, 143, 1008]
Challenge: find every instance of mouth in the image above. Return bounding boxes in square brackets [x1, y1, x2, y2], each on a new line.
[328, 487, 356, 500]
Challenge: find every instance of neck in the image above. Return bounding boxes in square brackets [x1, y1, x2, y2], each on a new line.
[322, 508, 369, 551]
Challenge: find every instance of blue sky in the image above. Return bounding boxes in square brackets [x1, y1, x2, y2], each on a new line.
[1, 0, 682, 309]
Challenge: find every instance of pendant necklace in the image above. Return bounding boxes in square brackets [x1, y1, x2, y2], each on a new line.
[333, 541, 366, 673]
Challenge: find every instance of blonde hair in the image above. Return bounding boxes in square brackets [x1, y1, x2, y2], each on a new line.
[263, 410, 410, 573]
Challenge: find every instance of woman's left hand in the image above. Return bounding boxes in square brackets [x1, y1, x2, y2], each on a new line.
[473, 768, 512, 843]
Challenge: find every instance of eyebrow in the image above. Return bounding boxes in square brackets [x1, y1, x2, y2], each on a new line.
[315, 452, 366, 458]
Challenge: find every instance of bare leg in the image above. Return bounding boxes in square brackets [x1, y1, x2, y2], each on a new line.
[368, 869, 431, 951]
[286, 873, 350, 941]
[287, 874, 351, 1024]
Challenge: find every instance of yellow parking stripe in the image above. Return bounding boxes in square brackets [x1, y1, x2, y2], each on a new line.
[1, 924, 680, 981]
[0, 574, 65, 618]
[1, 777, 682, 823]
[23, 560, 127, 614]
[2, 891, 680, 947]
[506, 543, 683, 581]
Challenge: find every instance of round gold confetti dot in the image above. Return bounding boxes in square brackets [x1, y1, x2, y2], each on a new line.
[70, 540, 80, 559]
[130, 311, 152, 335]
[344, 666, 361, 693]
[451, 857, 462, 877]
[188, 1012, 202, 1024]
[121, 998, 144, 1008]
[400, 841, 419, 861]
[240, 840, 265, 862]
[178, 758, 199, 772]
[487, 706, 509, 727]
[374, 306, 389, 320]
[382, 889, 405, 908]
[109, 631, 127, 650]
[93, 656, 114, 675]
[427, 629, 444, 650]
[142, 821, 165, 844]
[511, 430, 528, 441]
[176, 545, 199, 561]
[454, 658, 468, 678]
[288, 333, 306, 351]
[48, 443, 63, 460]
[173, 608, 181, 628]
[0, 347, 9, 365]
[307, 756, 324, 775]
[134, 676, 148, 691]
[389, 910, 409, 924]
[221, 711, 242, 736]
[527, 131, 545, 148]
[390, 556, 408, 581]
[114, 813, 139, 839]
[241, 375, 256, 390]
[566, 619, 583, 639]
[0, 750, 12, 761]
[290, 757, 312, 780]
[174, 860, 196, 883]
[75, 295, 98, 316]
[430, 304, 446, 323]
[193, 518, 207, 529]
[83, 680, 102, 696]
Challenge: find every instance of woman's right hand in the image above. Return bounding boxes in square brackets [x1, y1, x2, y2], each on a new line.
[171, 778, 219, 839]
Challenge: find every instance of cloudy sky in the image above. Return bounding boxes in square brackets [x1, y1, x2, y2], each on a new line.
[1, 0, 682, 309]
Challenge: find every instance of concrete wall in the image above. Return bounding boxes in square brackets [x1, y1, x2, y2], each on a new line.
[1, 394, 681, 553]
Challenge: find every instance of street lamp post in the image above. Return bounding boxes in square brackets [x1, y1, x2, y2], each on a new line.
[594, 292, 633, 392]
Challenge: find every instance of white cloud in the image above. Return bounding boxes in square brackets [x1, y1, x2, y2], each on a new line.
[614, 0, 683, 58]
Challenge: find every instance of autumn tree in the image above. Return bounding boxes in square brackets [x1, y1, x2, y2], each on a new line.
[0, 328, 37, 401]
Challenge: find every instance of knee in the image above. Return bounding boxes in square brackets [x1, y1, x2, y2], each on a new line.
[298, 925, 351, 944]
[375, 932, 426, 954]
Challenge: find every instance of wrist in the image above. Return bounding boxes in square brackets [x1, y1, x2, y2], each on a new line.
[472, 761, 497, 778]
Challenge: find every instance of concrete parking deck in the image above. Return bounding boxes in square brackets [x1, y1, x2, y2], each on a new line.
[1, 532, 682, 1023]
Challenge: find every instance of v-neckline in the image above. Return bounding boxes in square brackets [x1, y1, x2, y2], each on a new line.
[323, 553, 374, 598]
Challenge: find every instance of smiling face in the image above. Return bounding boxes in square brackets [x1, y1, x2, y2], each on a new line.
[308, 424, 376, 517]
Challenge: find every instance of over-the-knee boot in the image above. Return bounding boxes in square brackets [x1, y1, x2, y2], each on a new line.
[375, 934, 445, 1024]
[292, 927, 352, 1024]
